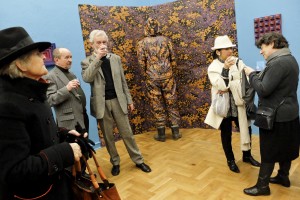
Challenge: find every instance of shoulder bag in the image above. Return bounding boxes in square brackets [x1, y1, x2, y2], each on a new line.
[254, 99, 285, 130]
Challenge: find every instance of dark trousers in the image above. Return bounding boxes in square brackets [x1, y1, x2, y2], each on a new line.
[256, 161, 291, 187]
[220, 117, 252, 161]
[83, 109, 89, 133]
[81, 110, 89, 174]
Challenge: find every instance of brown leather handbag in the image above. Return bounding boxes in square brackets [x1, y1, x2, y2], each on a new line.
[72, 152, 121, 200]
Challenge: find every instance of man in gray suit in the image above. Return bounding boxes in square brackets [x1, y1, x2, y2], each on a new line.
[44, 48, 90, 177]
[81, 30, 151, 176]
[45, 48, 89, 132]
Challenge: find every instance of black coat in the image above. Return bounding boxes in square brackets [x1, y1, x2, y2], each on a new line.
[249, 49, 300, 162]
[0, 76, 74, 199]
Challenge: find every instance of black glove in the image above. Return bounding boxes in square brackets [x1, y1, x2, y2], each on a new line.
[57, 127, 74, 143]
[75, 122, 96, 159]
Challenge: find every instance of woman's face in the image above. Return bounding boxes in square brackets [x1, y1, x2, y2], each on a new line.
[217, 47, 233, 60]
[260, 43, 276, 60]
[18, 49, 48, 80]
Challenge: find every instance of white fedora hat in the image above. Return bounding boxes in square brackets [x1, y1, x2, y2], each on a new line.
[211, 35, 236, 50]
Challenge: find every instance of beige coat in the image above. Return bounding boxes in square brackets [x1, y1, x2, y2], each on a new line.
[81, 53, 133, 119]
[204, 57, 251, 151]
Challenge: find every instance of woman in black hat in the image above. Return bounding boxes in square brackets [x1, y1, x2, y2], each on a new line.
[0, 27, 83, 199]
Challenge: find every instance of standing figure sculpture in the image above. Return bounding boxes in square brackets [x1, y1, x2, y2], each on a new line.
[137, 18, 181, 142]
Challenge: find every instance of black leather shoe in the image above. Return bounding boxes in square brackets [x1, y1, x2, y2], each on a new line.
[136, 163, 151, 173]
[227, 160, 240, 173]
[243, 156, 261, 167]
[244, 185, 270, 196]
[111, 165, 120, 176]
[269, 174, 290, 187]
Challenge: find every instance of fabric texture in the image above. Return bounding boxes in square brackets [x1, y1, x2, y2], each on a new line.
[137, 18, 180, 127]
[78, 0, 237, 132]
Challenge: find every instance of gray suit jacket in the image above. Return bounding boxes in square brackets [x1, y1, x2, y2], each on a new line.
[81, 53, 133, 119]
[44, 66, 86, 129]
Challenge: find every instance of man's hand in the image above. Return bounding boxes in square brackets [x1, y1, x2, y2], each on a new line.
[128, 104, 134, 112]
[94, 45, 108, 59]
[66, 79, 80, 91]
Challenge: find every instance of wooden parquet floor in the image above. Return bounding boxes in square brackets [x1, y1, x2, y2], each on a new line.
[88, 128, 300, 200]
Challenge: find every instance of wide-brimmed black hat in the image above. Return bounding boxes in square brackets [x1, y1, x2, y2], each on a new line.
[0, 27, 51, 66]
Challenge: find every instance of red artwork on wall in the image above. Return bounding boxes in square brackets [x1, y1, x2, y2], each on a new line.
[43, 43, 56, 67]
[254, 14, 282, 41]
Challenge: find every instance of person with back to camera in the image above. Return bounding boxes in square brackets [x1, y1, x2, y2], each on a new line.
[204, 35, 260, 173]
[0, 27, 89, 199]
[81, 29, 151, 176]
[137, 17, 182, 142]
[243, 32, 300, 196]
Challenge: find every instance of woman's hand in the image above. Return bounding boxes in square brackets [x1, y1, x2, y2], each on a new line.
[224, 56, 236, 69]
[217, 90, 228, 94]
[69, 143, 82, 162]
[244, 66, 255, 76]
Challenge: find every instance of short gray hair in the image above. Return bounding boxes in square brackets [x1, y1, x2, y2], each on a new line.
[0, 51, 33, 79]
[89, 30, 108, 43]
[52, 48, 61, 59]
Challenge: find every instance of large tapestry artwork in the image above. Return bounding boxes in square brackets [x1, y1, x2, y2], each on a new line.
[78, 0, 237, 134]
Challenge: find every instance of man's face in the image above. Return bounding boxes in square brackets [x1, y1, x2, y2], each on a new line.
[92, 35, 108, 51]
[55, 48, 72, 69]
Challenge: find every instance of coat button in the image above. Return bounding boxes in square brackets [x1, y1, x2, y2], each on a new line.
[46, 118, 51, 124]
[53, 164, 58, 172]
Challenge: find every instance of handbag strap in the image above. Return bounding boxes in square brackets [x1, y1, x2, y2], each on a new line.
[73, 152, 111, 190]
[83, 153, 110, 189]
[275, 98, 285, 112]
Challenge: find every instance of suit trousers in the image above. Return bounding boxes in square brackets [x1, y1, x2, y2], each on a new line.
[98, 98, 144, 165]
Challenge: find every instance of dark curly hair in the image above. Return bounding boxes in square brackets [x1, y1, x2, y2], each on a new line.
[255, 32, 289, 49]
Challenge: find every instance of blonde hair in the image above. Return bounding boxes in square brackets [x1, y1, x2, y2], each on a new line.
[0, 51, 33, 79]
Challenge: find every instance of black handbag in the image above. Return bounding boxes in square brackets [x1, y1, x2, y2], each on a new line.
[254, 99, 285, 130]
